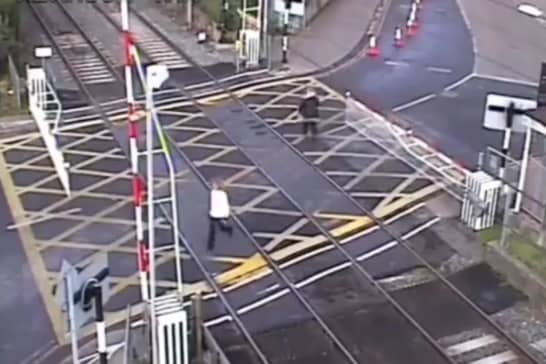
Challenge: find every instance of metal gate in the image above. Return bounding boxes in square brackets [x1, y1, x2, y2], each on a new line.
[461, 171, 502, 230]
[26, 66, 70, 196]
[156, 294, 189, 364]
[242, 29, 260, 67]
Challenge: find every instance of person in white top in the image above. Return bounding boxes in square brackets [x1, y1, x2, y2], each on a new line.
[208, 180, 233, 250]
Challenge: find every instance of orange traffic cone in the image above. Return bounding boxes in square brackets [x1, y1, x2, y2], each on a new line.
[394, 26, 404, 47]
[367, 34, 380, 56]
[406, 18, 416, 36]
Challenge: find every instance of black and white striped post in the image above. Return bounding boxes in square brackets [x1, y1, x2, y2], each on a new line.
[499, 102, 516, 180]
[81, 277, 108, 364]
[93, 284, 107, 364]
[75, 267, 109, 364]
[282, 0, 291, 64]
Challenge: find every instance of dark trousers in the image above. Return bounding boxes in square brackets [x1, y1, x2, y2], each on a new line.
[302, 119, 318, 136]
[207, 217, 233, 250]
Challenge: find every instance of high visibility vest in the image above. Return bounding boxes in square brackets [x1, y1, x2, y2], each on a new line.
[209, 189, 230, 219]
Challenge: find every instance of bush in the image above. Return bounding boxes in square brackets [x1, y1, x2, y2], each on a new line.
[197, 0, 242, 32]
[0, 0, 19, 72]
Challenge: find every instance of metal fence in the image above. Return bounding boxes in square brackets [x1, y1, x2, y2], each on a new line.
[7, 53, 23, 108]
[480, 143, 546, 267]
[118, 294, 233, 364]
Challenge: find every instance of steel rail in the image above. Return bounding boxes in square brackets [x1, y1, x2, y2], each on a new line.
[129, 6, 460, 363]
[131, 5, 542, 364]
[86, 6, 375, 363]
[59, 2, 539, 362]
[29, 3, 270, 363]
[53, 0, 123, 82]
[112, 7, 459, 364]
[159, 129, 360, 364]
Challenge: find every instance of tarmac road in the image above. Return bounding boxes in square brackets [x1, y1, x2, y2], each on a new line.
[322, 0, 540, 168]
[322, 0, 474, 111]
[0, 187, 56, 364]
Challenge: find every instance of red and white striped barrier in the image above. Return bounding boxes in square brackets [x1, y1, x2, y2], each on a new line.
[121, 0, 149, 302]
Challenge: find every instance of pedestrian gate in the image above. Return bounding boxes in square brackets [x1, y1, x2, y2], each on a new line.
[461, 171, 501, 230]
[156, 294, 189, 364]
[26, 66, 70, 196]
[241, 29, 260, 67]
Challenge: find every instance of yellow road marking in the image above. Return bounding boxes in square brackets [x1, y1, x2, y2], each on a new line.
[0, 151, 66, 344]
[78, 196, 431, 339]
[314, 212, 371, 221]
[216, 182, 440, 287]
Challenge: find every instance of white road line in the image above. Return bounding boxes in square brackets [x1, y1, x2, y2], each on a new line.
[468, 350, 517, 364]
[445, 335, 498, 356]
[223, 202, 428, 294]
[392, 93, 436, 112]
[474, 73, 538, 87]
[385, 60, 409, 67]
[256, 283, 280, 295]
[427, 66, 452, 74]
[444, 73, 474, 91]
[203, 217, 441, 327]
[238, 288, 290, 315]
[296, 262, 352, 287]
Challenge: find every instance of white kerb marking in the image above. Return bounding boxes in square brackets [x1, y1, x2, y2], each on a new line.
[427, 66, 452, 74]
[468, 350, 517, 364]
[445, 334, 498, 356]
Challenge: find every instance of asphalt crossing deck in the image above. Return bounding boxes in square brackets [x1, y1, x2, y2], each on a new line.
[0, 76, 461, 359]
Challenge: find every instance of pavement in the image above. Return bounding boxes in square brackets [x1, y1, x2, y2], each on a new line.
[459, 0, 546, 83]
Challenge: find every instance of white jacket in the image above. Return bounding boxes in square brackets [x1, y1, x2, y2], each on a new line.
[209, 189, 230, 219]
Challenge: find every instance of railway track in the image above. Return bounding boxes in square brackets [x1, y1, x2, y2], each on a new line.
[28, 1, 543, 363]
[122, 5, 543, 364]
[27, 3, 274, 364]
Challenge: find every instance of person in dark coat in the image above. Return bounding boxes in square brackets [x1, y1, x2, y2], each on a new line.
[298, 88, 320, 137]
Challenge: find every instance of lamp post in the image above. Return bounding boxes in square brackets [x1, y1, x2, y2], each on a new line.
[145, 63, 170, 364]
[281, 0, 290, 64]
[221, 0, 230, 43]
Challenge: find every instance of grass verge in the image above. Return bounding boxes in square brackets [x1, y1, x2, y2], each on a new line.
[506, 233, 546, 282]
[479, 225, 502, 244]
[0, 76, 24, 117]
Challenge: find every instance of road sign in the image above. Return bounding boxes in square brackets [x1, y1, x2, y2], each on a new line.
[538, 62, 546, 107]
[54, 254, 111, 334]
[34, 46, 52, 58]
[274, 0, 304, 16]
[483, 93, 536, 133]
